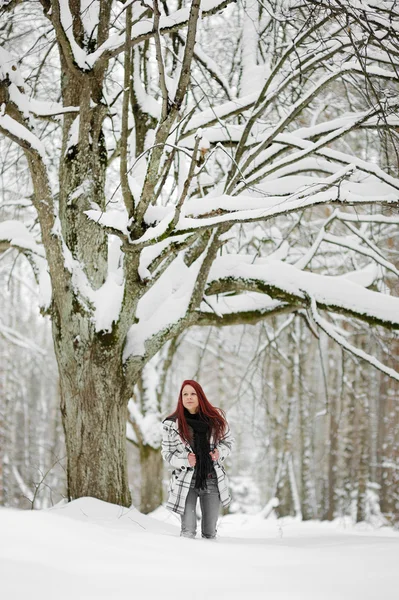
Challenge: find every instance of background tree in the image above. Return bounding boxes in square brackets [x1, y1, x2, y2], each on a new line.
[0, 253, 63, 508]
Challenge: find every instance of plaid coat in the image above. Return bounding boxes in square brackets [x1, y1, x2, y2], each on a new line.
[161, 417, 234, 515]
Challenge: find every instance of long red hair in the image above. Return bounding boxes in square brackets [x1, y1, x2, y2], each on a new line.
[166, 380, 227, 445]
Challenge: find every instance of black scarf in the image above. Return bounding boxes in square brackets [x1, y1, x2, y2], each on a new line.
[184, 408, 213, 490]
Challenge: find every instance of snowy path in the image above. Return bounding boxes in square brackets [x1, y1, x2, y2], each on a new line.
[1, 498, 398, 600]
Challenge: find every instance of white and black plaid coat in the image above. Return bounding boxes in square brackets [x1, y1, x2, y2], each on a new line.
[161, 417, 234, 515]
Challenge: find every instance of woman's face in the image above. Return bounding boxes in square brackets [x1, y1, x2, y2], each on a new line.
[182, 384, 199, 414]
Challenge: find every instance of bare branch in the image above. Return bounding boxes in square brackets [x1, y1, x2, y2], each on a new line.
[120, 4, 135, 217]
[309, 296, 399, 381]
[153, 0, 170, 121]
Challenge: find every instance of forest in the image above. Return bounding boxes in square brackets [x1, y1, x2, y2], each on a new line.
[0, 0, 398, 528]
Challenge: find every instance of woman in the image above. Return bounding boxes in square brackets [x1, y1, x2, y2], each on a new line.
[161, 379, 234, 539]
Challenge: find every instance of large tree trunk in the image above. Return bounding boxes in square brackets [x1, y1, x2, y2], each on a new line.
[49, 31, 134, 506]
[54, 326, 131, 507]
[139, 445, 163, 514]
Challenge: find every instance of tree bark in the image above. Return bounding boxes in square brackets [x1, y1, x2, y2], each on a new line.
[325, 375, 339, 520]
[139, 445, 163, 514]
[378, 355, 399, 523]
[355, 393, 369, 523]
[54, 330, 131, 507]
[297, 319, 317, 520]
[354, 340, 370, 523]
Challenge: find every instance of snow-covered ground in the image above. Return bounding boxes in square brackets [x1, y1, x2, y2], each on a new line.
[1, 498, 398, 599]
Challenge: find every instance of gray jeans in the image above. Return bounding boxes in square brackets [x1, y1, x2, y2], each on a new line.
[180, 474, 220, 539]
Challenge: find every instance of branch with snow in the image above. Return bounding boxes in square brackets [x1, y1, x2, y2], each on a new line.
[322, 232, 399, 278]
[0, 114, 46, 157]
[86, 170, 399, 249]
[308, 296, 399, 382]
[204, 256, 399, 330]
[0, 319, 47, 355]
[0, 220, 52, 308]
[87, 0, 234, 68]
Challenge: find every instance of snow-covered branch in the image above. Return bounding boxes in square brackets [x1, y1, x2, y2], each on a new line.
[309, 296, 399, 381]
[204, 256, 399, 329]
[0, 319, 47, 355]
[85, 0, 234, 68]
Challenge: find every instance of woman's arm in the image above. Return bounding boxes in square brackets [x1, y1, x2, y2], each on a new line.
[216, 424, 235, 463]
[161, 421, 191, 470]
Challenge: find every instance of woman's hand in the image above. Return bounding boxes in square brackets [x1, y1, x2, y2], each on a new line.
[188, 453, 196, 467]
[210, 449, 219, 462]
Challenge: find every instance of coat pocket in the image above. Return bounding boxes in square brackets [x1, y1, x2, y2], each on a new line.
[168, 468, 183, 495]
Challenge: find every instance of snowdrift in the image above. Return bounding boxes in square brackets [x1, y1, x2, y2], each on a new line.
[1, 497, 398, 599]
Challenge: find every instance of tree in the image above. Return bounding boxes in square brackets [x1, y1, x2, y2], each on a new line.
[0, 253, 63, 508]
[0, 0, 398, 507]
[127, 338, 180, 513]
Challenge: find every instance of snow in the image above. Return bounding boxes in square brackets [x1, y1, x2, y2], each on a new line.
[200, 292, 285, 317]
[323, 233, 399, 277]
[176, 184, 398, 232]
[51, 218, 125, 332]
[1, 497, 398, 600]
[0, 319, 47, 354]
[93, 270, 124, 332]
[123, 238, 214, 359]
[88, 237, 125, 332]
[132, 50, 161, 119]
[84, 207, 129, 235]
[0, 46, 25, 88]
[114, 174, 397, 258]
[8, 80, 78, 119]
[85, 0, 231, 69]
[0, 220, 52, 309]
[0, 114, 46, 157]
[309, 297, 399, 381]
[0, 220, 45, 257]
[263, 132, 399, 191]
[65, 116, 80, 154]
[240, 0, 268, 95]
[38, 266, 52, 310]
[128, 399, 161, 448]
[206, 256, 399, 327]
[293, 111, 399, 140]
[135, 207, 175, 244]
[182, 123, 244, 147]
[138, 232, 191, 279]
[185, 90, 260, 134]
[80, 0, 99, 39]
[58, 0, 90, 69]
[193, 41, 233, 98]
[183, 55, 386, 140]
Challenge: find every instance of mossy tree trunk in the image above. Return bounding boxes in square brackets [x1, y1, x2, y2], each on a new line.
[53, 323, 131, 505]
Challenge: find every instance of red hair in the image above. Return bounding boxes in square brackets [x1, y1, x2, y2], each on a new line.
[166, 380, 227, 445]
